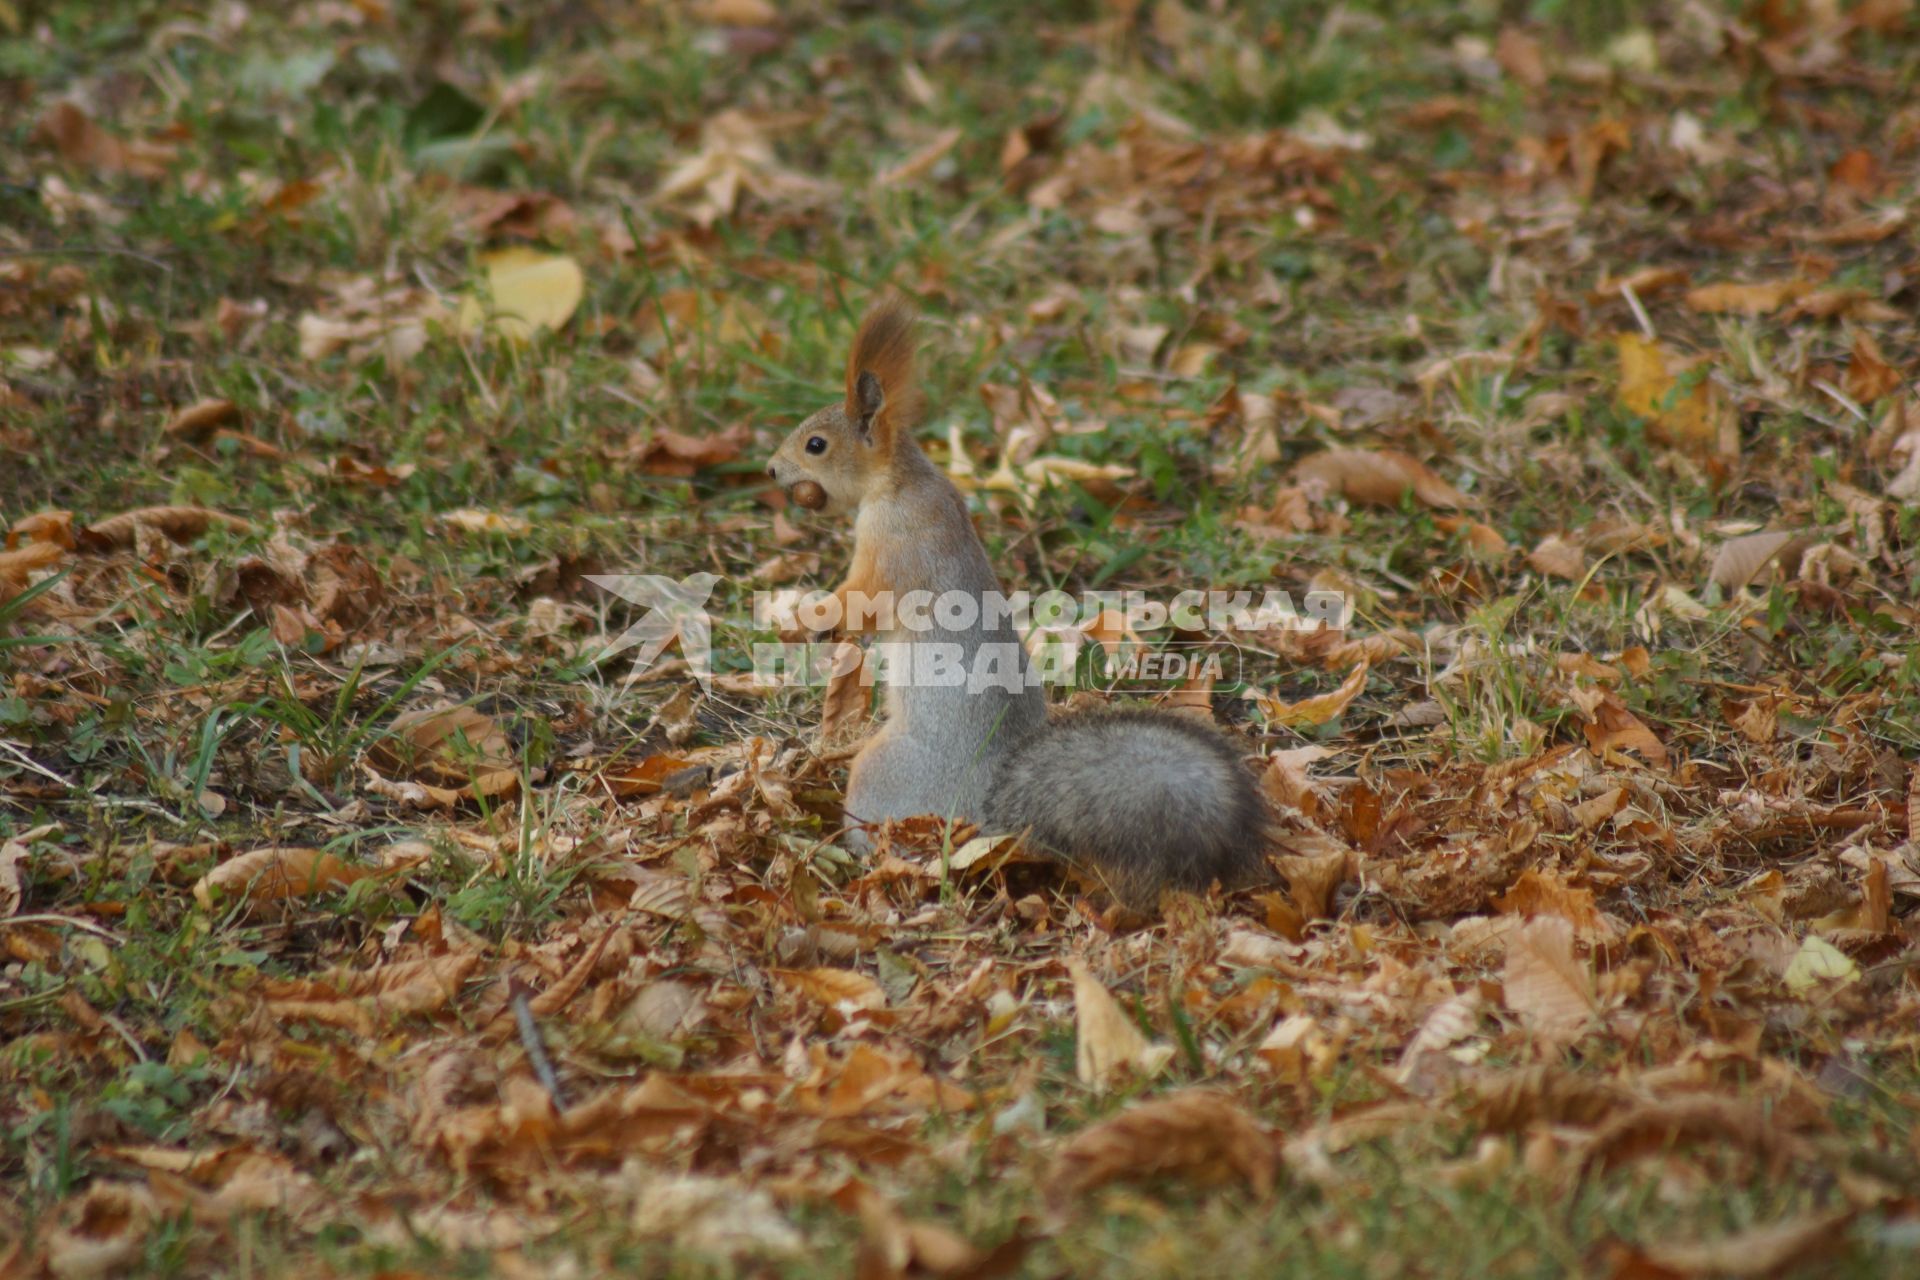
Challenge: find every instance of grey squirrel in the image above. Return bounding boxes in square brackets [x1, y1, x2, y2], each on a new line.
[765, 298, 1270, 907]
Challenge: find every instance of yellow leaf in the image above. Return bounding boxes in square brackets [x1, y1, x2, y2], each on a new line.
[1783, 935, 1858, 993]
[456, 248, 584, 342]
[1257, 661, 1368, 729]
[1615, 332, 1736, 458]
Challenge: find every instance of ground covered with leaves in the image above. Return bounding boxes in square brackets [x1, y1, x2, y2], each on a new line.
[4, 0, 1920, 1275]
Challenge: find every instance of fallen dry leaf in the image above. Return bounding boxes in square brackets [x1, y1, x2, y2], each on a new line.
[192, 847, 373, 911]
[1501, 915, 1596, 1045]
[1256, 661, 1368, 729]
[161, 398, 240, 442]
[369, 705, 519, 803]
[1616, 332, 1737, 458]
[1627, 1210, 1852, 1278]
[79, 506, 253, 551]
[1070, 957, 1171, 1089]
[34, 101, 176, 178]
[1047, 1089, 1276, 1201]
[1293, 448, 1473, 509]
[1708, 531, 1806, 593]
[456, 248, 584, 342]
[1684, 280, 1807, 315]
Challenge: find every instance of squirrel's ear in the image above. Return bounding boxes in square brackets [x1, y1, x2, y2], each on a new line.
[851, 370, 886, 444]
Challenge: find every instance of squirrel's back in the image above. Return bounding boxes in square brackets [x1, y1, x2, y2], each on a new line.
[985, 707, 1269, 906]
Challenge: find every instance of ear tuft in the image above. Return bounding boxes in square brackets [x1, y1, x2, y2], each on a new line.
[844, 296, 923, 451]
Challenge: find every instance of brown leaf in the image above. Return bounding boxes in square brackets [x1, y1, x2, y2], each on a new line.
[633, 423, 751, 476]
[1435, 515, 1511, 557]
[191, 847, 372, 911]
[1571, 686, 1669, 767]
[1495, 868, 1604, 934]
[776, 966, 886, 1012]
[1293, 448, 1473, 509]
[370, 705, 519, 801]
[162, 398, 240, 442]
[1274, 832, 1349, 919]
[1828, 148, 1880, 196]
[1844, 330, 1903, 404]
[1495, 27, 1547, 88]
[8, 510, 77, 550]
[1070, 958, 1170, 1088]
[0, 840, 25, 917]
[1708, 531, 1807, 593]
[1581, 1096, 1814, 1177]
[1684, 280, 1808, 315]
[1627, 1211, 1852, 1278]
[1047, 1089, 1276, 1201]
[877, 127, 963, 188]
[34, 101, 177, 178]
[1501, 915, 1596, 1044]
[1527, 534, 1586, 580]
[0, 540, 64, 598]
[79, 506, 253, 552]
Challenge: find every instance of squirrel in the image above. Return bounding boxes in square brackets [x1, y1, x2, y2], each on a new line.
[765, 298, 1270, 907]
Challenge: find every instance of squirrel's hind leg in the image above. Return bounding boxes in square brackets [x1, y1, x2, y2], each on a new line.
[842, 727, 985, 853]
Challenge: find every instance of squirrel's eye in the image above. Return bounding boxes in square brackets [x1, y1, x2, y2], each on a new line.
[805, 436, 828, 455]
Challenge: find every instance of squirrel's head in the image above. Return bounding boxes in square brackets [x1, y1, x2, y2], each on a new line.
[767, 297, 923, 516]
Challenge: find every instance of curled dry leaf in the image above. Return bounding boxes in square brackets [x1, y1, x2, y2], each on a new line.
[1684, 280, 1808, 315]
[9, 510, 77, 549]
[1707, 531, 1808, 593]
[1047, 1089, 1276, 1202]
[34, 100, 176, 178]
[1844, 329, 1903, 405]
[0, 540, 64, 599]
[1069, 957, 1171, 1089]
[1494, 868, 1605, 934]
[1527, 534, 1587, 580]
[1580, 1095, 1814, 1178]
[440, 508, 533, 536]
[0, 839, 26, 917]
[370, 705, 519, 803]
[1501, 915, 1596, 1045]
[1293, 447, 1473, 509]
[1256, 660, 1368, 729]
[192, 846, 372, 911]
[162, 398, 240, 441]
[877, 126, 963, 188]
[78, 506, 253, 552]
[1627, 1209, 1853, 1279]
[774, 966, 886, 1013]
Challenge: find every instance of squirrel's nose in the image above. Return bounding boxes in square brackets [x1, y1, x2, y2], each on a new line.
[766, 464, 777, 480]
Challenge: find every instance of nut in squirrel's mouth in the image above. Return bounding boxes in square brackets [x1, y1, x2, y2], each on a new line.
[785, 479, 828, 511]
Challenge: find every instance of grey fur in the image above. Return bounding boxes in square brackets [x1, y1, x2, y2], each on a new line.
[984, 709, 1269, 905]
[834, 442, 1269, 906]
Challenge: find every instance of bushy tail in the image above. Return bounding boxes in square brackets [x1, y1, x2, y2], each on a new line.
[984, 709, 1270, 906]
